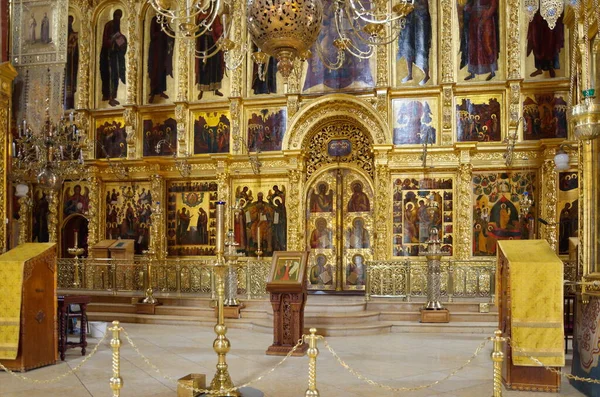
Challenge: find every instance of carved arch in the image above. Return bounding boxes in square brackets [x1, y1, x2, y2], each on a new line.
[283, 94, 390, 151]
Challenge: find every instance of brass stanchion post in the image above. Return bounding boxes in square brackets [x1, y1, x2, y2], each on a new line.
[490, 330, 506, 397]
[304, 328, 321, 397]
[210, 201, 239, 396]
[109, 321, 123, 397]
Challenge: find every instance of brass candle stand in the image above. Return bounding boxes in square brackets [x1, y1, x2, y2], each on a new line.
[224, 230, 241, 307]
[141, 248, 157, 305]
[67, 232, 84, 288]
[210, 201, 239, 397]
[419, 197, 450, 323]
[141, 202, 162, 305]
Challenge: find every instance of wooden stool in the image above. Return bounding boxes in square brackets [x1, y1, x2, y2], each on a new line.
[57, 295, 91, 361]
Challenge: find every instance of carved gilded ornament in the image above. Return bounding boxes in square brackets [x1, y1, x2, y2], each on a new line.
[150, 174, 166, 259]
[305, 120, 374, 180]
[285, 95, 389, 151]
[376, 44, 388, 87]
[47, 190, 59, 243]
[287, 169, 303, 251]
[230, 98, 241, 153]
[541, 159, 558, 251]
[86, 174, 100, 249]
[374, 164, 391, 259]
[71, 3, 92, 110]
[509, 84, 520, 127]
[455, 163, 473, 260]
[125, 0, 140, 104]
[286, 95, 301, 119]
[440, 0, 454, 83]
[176, 37, 191, 102]
[506, 0, 521, 79]
[228, 0, 244, 97]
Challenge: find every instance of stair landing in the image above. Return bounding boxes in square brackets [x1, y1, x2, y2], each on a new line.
[79, 293, 498, 336]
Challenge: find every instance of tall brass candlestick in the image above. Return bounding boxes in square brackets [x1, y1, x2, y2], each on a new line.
[67, 228, 84, 288]
[210, 201, 239, 396]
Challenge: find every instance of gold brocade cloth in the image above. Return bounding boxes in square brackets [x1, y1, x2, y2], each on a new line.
[498, 240, 565, 367]
[0, 243, 55, 360]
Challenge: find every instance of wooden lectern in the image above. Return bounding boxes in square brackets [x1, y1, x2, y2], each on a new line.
[0, 243, 57, 371]
[497, 240, 563, 392]
[265, 252, 309, 356]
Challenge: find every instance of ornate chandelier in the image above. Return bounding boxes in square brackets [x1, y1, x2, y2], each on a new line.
[12, 72, 84, 190]
[148, 0, 414, 77]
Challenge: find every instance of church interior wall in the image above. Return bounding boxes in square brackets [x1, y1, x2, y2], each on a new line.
[3, 0, 586, 267]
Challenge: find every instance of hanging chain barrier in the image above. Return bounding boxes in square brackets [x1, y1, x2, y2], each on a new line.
[121, 326, 306, 394]
[0, 330, 109, 383]
[321, 335, 490, 392]
[507, 337, 600, 385]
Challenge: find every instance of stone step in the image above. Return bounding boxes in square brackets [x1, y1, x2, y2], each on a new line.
[303, 323, 392, 337]
[367, 299, 497, 313]
[87, 302, 136, 314]
[304, 311, 381, 324]
[390, 321, 497, 334]
[379, 311, 497, 322]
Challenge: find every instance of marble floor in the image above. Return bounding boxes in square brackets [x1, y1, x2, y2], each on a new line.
[0, 323, 589, 397]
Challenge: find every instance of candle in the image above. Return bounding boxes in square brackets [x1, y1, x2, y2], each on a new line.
[74, 230, 79, 249]
[215, 201, 225, 255]
[257, 226, 261, 251]
[12, 142, 16, 157]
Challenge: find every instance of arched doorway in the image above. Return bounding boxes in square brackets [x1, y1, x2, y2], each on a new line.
[61, 214, 89, 258]
[284, 94, 390, 292]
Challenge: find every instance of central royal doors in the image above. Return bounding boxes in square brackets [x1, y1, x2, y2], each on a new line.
[305, 168, 374, 292]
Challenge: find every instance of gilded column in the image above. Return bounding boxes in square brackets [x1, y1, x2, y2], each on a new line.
[375, 0, 389, 88]
[0, 62, 17, 252]
[440, 0, 454, 83]
[17, 195, 31, 245]
[287, 169, 303, 251]
[455, 161, 473, 260]
[123, 107, 138, 159]
[72, 0, 91, 110]
[125, 0, 140, 105]
[506, 0, 521, 80]
[76, 111, 93, 160]
[150, 174, 166, 259]
[286, 62, 303, 118]
[230, 98, 242, 154]
[216, 161, 231, 230]
[374, 162, 391, 260]
[47, 190, 59, 243]
[508, 83, 521, 130]
[0, 103, 7, 251]
[228, 0, 244, 98]
[175, 37, 191, 102]
[441, 86, 454, 146]
[86, 168, 100, 252]
[540, 154, 558, 251]
[373, 146, 391, 260]
[175, 103, 189, 157]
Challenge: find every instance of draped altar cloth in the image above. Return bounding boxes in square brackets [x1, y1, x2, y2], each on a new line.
[0, 243, 55, 360]
[498, 240, 565, 367]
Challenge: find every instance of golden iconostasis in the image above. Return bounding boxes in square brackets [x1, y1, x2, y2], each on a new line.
[8, 0, 583, 286]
